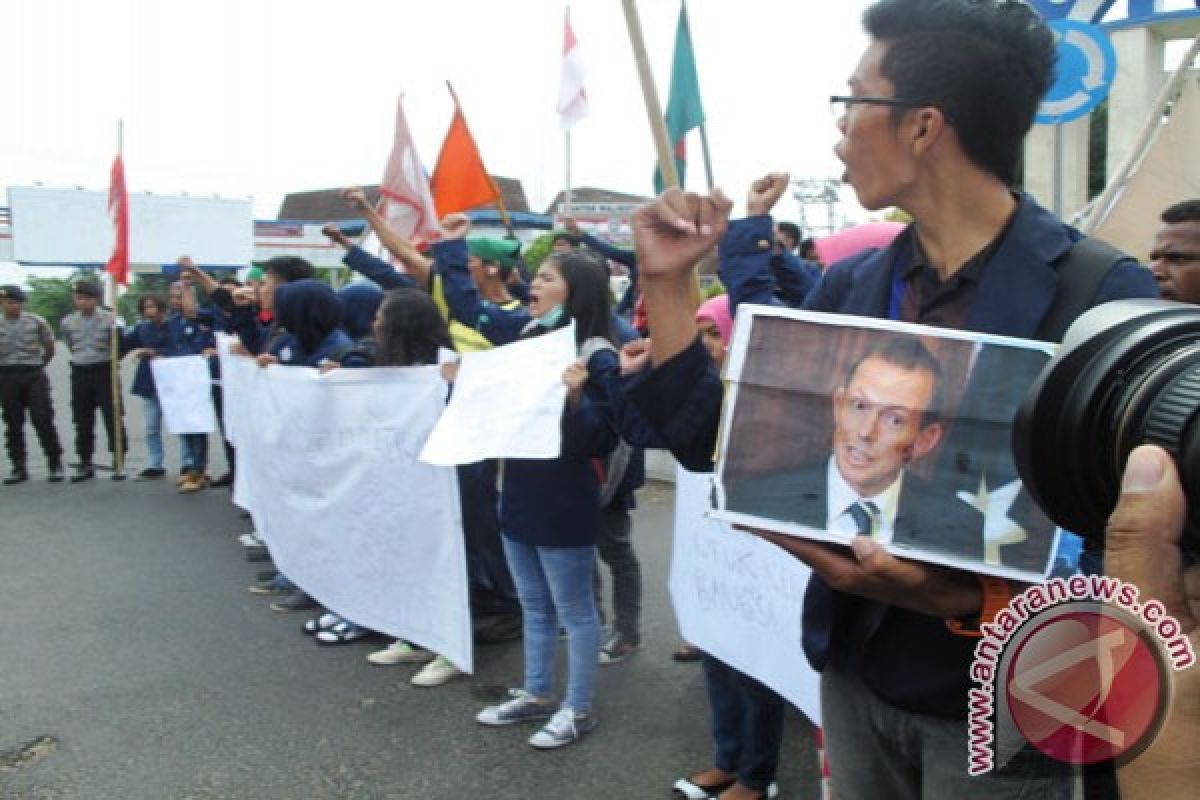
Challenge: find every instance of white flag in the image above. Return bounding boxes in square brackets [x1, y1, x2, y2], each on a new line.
[376, 94, 442, 246]
[556, 8, 588, 129]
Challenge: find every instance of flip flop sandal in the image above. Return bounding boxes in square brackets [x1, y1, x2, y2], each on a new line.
[315, 621, 371, 646]
[302, 613, 341, 635]
[671, 774, 736, 799]
[672, 644, 703, 663]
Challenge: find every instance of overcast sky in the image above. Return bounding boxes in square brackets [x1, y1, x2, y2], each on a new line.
[2, 0, 1189, 243]
[2, 0, 882, 227]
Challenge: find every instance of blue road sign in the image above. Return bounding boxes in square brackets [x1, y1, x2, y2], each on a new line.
[1036, 20, 1117, 125]
[1028, 0, 1116, 24]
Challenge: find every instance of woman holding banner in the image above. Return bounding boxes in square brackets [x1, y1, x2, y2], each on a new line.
[437, 213, 619, 750]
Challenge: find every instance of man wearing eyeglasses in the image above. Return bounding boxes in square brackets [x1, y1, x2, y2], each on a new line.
[622, 1, 1158, 797]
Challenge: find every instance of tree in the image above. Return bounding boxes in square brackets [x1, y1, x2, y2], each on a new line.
[1088, 99, 1108, 199]
[26, 270, 99, 334]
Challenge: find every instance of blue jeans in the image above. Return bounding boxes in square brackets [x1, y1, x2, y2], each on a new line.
[180, 433, 208, 471]
[702, 653, 786, 792]
[502, 536, 599, 713]
[141, 396, 163, 469]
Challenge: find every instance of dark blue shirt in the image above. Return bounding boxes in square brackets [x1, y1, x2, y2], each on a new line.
[626, 194, 1158, 718]
[120, 319, 173, 398]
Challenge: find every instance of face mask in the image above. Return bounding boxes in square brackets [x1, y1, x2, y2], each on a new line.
[536, 304, 565, 329]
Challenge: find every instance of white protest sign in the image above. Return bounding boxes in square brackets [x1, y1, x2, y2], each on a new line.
[231, 364, 472, 672]
[420, 322, 576, 466]
[670, 467, 821, 725]
[150, 355, 217, 434]
[215, 334, 253, 448]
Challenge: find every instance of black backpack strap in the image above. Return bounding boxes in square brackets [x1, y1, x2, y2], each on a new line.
[1037, 236, 1129, 342]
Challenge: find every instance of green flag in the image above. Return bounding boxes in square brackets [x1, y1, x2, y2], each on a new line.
[653, 3, 706, 193]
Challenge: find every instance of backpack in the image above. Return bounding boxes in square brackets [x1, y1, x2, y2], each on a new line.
[578, 336, 635, 509]
[1036, 236, 1131, 342]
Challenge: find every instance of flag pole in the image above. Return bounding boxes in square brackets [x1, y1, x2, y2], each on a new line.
[565, 130, 573, 217]
[686, 0, 710, 191]
[620, 0, 679, 190]
[687, 0, 714, 192]
[698, 123, 715, 192]
[110, 119, 126, 479]
[563, 4, 574, 218]
[446, 81, 516, 238]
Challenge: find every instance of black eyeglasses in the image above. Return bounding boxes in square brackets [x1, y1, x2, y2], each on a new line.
[830, 94, 942, 123]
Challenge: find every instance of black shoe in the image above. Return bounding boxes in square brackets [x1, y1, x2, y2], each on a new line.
[137, 467, 166, 480]
[270, 592, 318, 613]
[210, 472, 234, 488]
[70, 464, 95, 483]
[47, 463, 64, 483]
[3, 467, 29, 485]
[474, 614, 524, 644]
[244, 544, 270, 563]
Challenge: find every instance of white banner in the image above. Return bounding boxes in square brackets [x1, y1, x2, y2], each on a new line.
[150, 355, 217, 434]
[670, 467, 822, 725]
[226, 358, 472, 672]
[215, 335, 253, 448]
[420, 322, 576, 466]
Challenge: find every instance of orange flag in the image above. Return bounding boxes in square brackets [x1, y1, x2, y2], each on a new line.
[430, 88, 499, 217]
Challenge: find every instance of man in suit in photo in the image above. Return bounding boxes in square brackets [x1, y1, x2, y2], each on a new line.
[726, 336, 983, 563]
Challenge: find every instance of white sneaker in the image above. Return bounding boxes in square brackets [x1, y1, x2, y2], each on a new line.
[366, 640, 434, 666]
[476, 689, 556, 727]
[411, 655, 462, 687]
[528, 706, 597, 749]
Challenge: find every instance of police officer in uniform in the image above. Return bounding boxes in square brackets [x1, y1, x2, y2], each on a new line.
[60, 280, 127, 482]
[0, 285, 64, 484]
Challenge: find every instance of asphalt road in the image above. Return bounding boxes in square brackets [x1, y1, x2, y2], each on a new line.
[1, 358, 819, 800]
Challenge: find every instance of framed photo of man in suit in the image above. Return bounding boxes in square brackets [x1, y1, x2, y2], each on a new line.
[712, 305, 1060, 583]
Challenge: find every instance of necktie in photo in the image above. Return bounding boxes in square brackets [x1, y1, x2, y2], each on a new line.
[847, 500, 881, 539]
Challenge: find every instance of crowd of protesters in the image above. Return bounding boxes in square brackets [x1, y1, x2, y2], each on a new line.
[4, 1, 1200, 797]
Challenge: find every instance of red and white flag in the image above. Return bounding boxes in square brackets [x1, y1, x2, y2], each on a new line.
[556, 7, 588, 129]
[376, 95, 442, 247]
[105, 154, 129, 286]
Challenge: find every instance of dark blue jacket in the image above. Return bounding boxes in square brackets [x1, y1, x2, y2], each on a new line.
[120, 320, 172, 398]
[268, 279, 370, 368]
[627, 194, 1158, 718]
[770, 251, 821, 308]
[342, 246, 421, 291]
[269, 328, 363, 368]
[166, 311, 215, 356]
[435, 237, 620, 546]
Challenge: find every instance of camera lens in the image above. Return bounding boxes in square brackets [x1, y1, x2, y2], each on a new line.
[1013, 299, 1200, 548]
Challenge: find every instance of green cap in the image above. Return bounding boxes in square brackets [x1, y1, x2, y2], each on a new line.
[245, 266, 265, 282]
[467, 237, 521, 268]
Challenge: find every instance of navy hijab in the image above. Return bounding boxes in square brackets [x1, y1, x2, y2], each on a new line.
[273, 279, 344, 358]
[337, 282, 384, 342]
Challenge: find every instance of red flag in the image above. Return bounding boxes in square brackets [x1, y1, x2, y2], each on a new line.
[430, 90, 499, 217]
[377, 95, 442, 245]
[105, 155, 129, 286]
